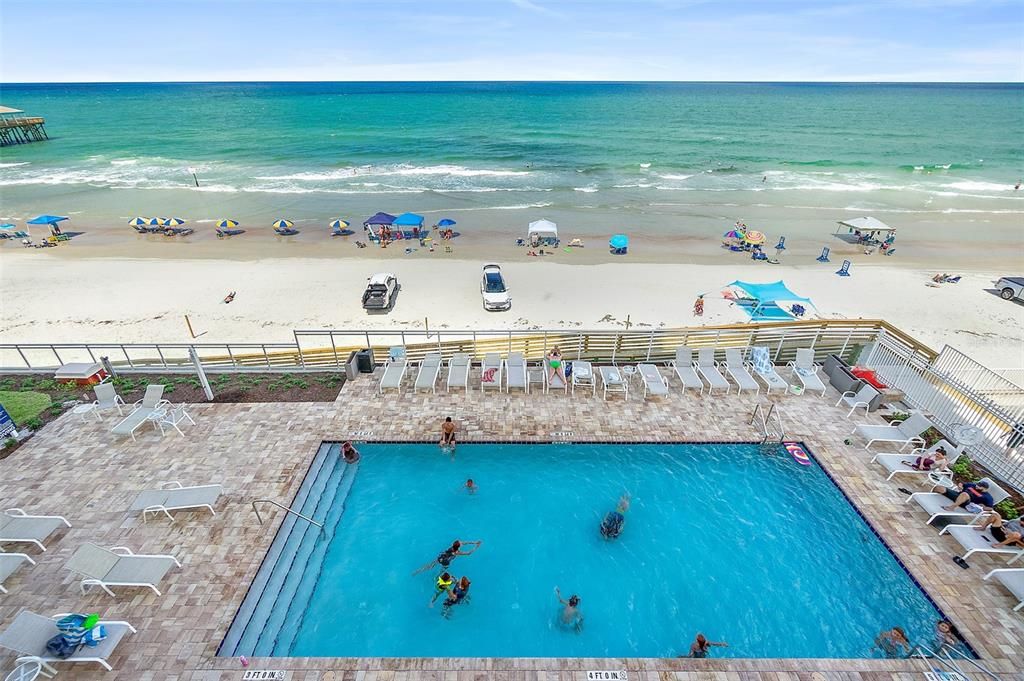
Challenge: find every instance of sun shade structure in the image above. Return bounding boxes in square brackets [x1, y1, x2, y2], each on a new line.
[609, 234, 629, 250]
[363, 212, 395, 227]
[330, 219, 349, 230]
[27, 215, 68, 225]
[216, 219, 239, 229]
[271, 219, 294, 229]
[392, 212, 424, 227]
[837, 216, 893, 234]
[742, 230, 766, 245]
[527, 219, 557, 238]
[728, 280, 814, 322]
[437, 218, 456, 227]
[162, 218, 186, 227]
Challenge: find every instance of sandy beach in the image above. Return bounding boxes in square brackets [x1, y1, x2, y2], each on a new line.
[2, 234, 1022, 371]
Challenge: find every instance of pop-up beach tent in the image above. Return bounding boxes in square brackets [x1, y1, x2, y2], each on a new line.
[363, 212, 396, 240]
[727, 280, 815, 321]
[835, 216, 895, 244]
[393, 212, 424, 228]
[528, 219, 558, 244]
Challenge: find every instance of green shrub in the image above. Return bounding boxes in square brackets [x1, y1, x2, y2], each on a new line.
[3, 437, 15, 449]
[23, 416, 44, 430]
[163, 383, 176, 393]
[949, 456, 974, 481]
[59, 380, 80, 392]
[33, 379, 58, 391]
[888, 411, 910, 423]
[0, 378, 17, 391]
[995, 498, 1020, 520]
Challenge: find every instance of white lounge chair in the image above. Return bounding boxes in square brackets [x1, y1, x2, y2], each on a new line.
[130, 482, 223, 523]
[446, 353, 471, 393]
[546, 361, 568, 393]
[570, 360, 595, 396]
[505, 352, 528, 393]
[835, 383, 881, 419]
[414, 352, 443, 393]
[787, 349, 826, 396]
[111, 384, 170, 440]
[0, 509, 71, 551]
[0, 551, 35, 593]
[853, 413, 933, 451]
[637, 363, 668, 398]
[480, 353, 503, 391]
[870, 440, 964, 481]
[599, 365, 628, 400]
[749, 346, 790, 394]
[378, 355, 408, 394]
[153, 404, 195, 436]
[64, 543, 181, 597]
[984, 568, 1024, 611]
[940, 516, 1024, 564]
[695, 348, 730, 394]
[723, 349, 760, 395]
[905, 477, 1009, 525]
[669, 347, 704, 394]
[92, 382, 126, 418]
[0, 611, 136, 673]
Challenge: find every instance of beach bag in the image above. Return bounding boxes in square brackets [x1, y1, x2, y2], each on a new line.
[47, 613, 106, 658]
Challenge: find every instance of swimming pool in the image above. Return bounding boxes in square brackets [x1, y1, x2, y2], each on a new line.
[221, 441, 958, 659]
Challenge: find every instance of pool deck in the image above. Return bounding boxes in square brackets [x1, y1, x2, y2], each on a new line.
[1, 367, 1022, 680]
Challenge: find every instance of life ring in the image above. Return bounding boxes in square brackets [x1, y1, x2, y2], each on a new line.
[784, 441, 811, 466]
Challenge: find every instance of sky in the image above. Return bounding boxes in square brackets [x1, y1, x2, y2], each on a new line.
[1, 0, 1022, 82]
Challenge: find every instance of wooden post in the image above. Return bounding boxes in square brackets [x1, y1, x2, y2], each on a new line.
[185, 314, 199, 339]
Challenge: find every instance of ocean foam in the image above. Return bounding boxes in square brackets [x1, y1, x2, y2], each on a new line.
[573, 186, 599, 193]
[944, 180, 1013, 192]
[657, 174, 694, 181]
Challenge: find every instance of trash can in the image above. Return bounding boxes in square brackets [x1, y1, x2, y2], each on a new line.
[356, 348, 375, 373]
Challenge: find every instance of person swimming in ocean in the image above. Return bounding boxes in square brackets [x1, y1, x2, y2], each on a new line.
[412, 539, 482, 575]
[599, 494, 630, 539]
[555, 586, 583, 632]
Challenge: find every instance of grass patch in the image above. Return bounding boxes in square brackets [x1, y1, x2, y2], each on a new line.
[0, 390, 53, 425]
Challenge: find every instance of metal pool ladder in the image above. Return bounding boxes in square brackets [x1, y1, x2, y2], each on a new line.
[251, 499, 323, 530]
[911, 643, 1001, 680]
[750, 402, 786, 444]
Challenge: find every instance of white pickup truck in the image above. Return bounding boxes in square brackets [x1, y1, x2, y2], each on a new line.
[996, 277, 1024, 301]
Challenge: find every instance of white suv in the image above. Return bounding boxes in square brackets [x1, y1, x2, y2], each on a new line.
[481, 264, 511, 311]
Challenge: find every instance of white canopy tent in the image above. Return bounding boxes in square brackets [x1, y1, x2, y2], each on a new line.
[836, 216, 894, 235]
[528, 219, 558, 239]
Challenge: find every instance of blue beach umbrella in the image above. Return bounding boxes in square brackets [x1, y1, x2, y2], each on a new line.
[609, 234, 629, 250]
[272, 219, 294, 229]
[147, 217, 163, 226]
[330, 219, 350, 230]
[128, 217, 150, 227]
[162, 217, 186, 227]
[27, 214, 69, 225]
[437, 218, 456, 227]
[0, 224, 14, 229]
[216, 219, 239, 229]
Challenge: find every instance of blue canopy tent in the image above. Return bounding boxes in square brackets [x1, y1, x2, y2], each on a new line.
[727, 280, 814, 321]
[392, 212, 425, 238]
[609, 234, 629, 255]
[27, 214, 69, 237]
[363, 212, 396, 241]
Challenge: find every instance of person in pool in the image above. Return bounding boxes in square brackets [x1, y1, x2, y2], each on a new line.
[440, 417, 457, 452]
[874, 627, 911, 657]
[600, 494, 630, 539]
[465, 478, 477, 494]
[687, 633, 728, 658]
[341, 441, 360, 464]
[442, 576, 471, 616]
[555, 586, 583, 632]
[933, 620, 959, 651]
[412, 539, 482, 575]
[546, 346, 566, 385]
[430, 571, 454, 607]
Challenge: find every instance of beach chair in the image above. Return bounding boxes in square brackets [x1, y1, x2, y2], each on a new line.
[637, 363, 669, 399]
[0, 551, 35, 593]
[835, 383, 881, 419]
[0, 611, 137, 673]
[111, 386, 170, 440]
[669, 347, 704, 394]
[940, 517, 1024, 564]
[378, 354, 408, 394]
[91, 382, 126, 418]
[870, 440, 964, 481]
[505, 352, 528, 393]
[0, 509, 72, 551]
[787, 349, 826, 396]
[853, 413, 933, 451]
[446, 353, 471, 393]
[414, 352, 443, 393]
[695, 348, 730, 394]
[570, 360, 596, 396]
[544, 361, 568, 394]
[153, 404, 195, 436]
[723, 349, 760, 395]
[64, 543, 181, 597]
[480, 353, 502, 391]
[905, 477, 1009, 525]
[749, 346, 789, 393]
[984, 568, 1024, 611]
[598, 365, 628, 401]
[130, 482, 223, 523]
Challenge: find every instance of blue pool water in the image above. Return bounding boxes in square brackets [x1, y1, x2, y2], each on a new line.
[222, 442, 954, 659]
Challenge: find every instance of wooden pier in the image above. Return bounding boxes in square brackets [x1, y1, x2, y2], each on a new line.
[0, 105, 48, 146]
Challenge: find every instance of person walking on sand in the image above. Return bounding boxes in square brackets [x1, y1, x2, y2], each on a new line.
[440, 417, 457, 452]
[693, 295, 704, 317]
[686, 633, 728, 658]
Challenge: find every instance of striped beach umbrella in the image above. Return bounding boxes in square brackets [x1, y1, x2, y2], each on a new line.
[743, 230, 766, 245]
[128, 217, 150, 227]
[723, 229, 745, 240]
[147, 217, 163, 226]
[216, 219, 239, 229]
[272, 219, 294, 229]
[329, 219, 349, 230]
[162, 217, 186, 227]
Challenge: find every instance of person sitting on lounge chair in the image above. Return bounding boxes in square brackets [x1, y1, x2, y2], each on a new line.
[933, 480, 993, 511]
[974, 513, 1024, 548]
[546, 346, 566, 385]
[902, 446, 949, 472]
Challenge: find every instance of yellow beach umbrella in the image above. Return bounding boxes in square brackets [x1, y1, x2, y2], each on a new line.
[272, 219, 294, 229]
[216, 219, 239, 229]
[743, 230, 766, 245]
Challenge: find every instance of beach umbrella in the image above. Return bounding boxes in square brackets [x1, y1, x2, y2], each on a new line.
[723, 229, 745, 240]
[438, 218, 456, 227]
[162, 217, 186, 227]
[128, 217, 150, 227]
[272, 219, 294, 229]
[609, 234, 629, 250]
[329, 219, 349, 230]
[27, 214, 69, 225]
[743, 230, 766, 245]
[216, 219, 239, 229]
[147, 217, 162, 226]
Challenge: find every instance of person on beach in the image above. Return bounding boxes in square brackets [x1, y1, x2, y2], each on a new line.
[341, 441, 360, 464]
[555, 587, 583, 632]
[687, 633, 728, 658]
[546, 346, 566, 384]
[974, 512, 1024, 547]
[874, 627, 911, 657]
[412, 540, 482, 575]
[693, 295, 704, 317]
[600, 494, 630, 539]
[933, 480, 993, 511]
[440, 416, 457, 451]
[465, 478, 477, 494]
[442, 576, 471, 616]
[430, 571, 454, 607]
[901, 446, 948, 472]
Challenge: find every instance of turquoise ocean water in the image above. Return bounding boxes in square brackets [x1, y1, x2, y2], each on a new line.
[1, 82, 1021, 240]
